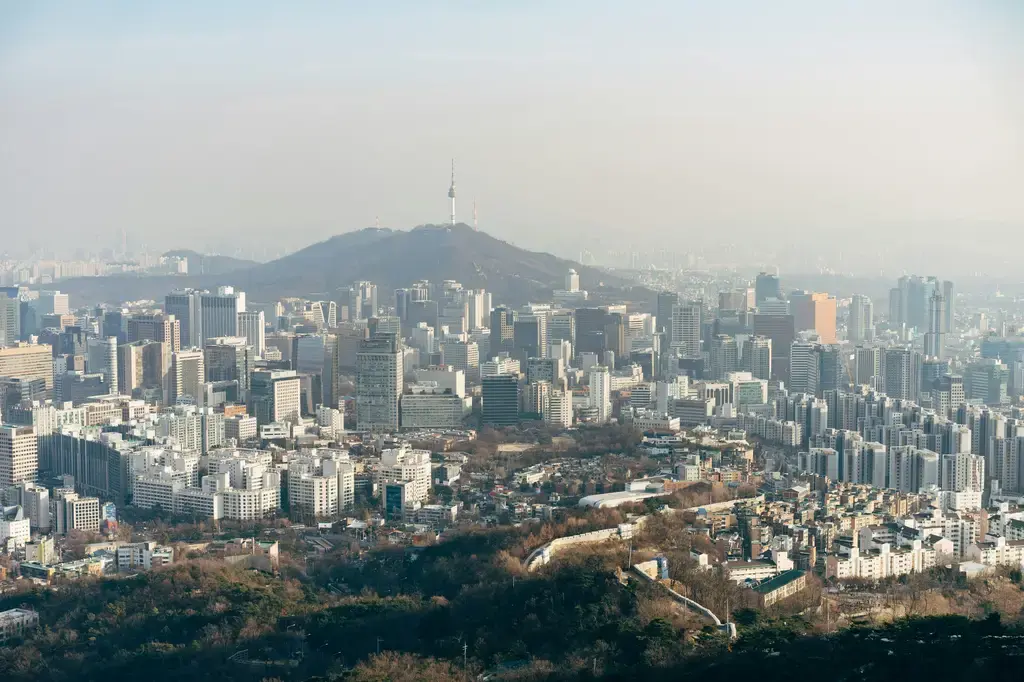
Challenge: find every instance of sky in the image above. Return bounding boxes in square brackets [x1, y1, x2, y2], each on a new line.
[1, 1, 1023, 274]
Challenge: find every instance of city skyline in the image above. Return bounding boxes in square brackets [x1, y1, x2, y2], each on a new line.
[3, 2, 1024, 273]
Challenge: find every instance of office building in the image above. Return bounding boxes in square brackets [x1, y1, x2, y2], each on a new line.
[204, 337, 254, 394]
[482, 373, 520, 426]
[752, 313, 795, 381]
[127, 313, 181, 353]
[249, 369, 301, 426]
[790, 291, 837, 344]
[51, 490, 101, 535]
[848, 295, 874, 343]
[86, 337, 117, 395]
[709, 334, 738, 379]
[355, 334, 403, 432]
[0, 291, 19, 346]
[170, 350, 205, 404]
[743, 336, 772, 381]
[441, 340, 479, 378]
[0, 344, 54, 397]
[755, 272, 782, 305]
[237, 310, 266, 358]
[0, 425, 37, 489]
[789, 342, 820, 396]
[966, 359, 1009, 406]
[669, 302, 702, 356]
[924, 290, 946, 359]
[489, 307, 517, 356]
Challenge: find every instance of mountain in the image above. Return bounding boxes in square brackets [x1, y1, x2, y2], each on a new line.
[161, 250, 256, 276]
[49, 224, 639, 307]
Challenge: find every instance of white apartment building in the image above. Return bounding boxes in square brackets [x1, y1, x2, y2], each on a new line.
[825, 535, 936, 580]
[965, 537, 1024, 568]
[289, 473, 339, 519]
[589, 365, 611, 424]
[375, 447, 432, 503]
[116, 541, 174, 571]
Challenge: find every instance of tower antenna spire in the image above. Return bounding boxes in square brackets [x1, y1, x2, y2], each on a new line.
[447, 158, 457, 226]
[473, 199, 478, 231]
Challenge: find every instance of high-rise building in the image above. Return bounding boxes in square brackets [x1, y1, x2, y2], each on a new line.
[883, 348, 919, 401]
[669, 302, 701, 356]
[0, 425, 37, 489]
[546, 389, 573, 428]
[755, 272, 782, 305]
[942, 280, 955, 333]
[482, 373, 520, 426]
[513, 313, 548, 363]
[924, 290, 946, 359]
[165, 290, 203, 348]
[743, 336, 772, 381]
[200, 287, 245, 343]
[656, 292, 678, 336]
[127, 313, 181, 353]
[355, 334, 403, 432]
[966, 359, 1009, 406]
[790, 291, 837, 344]
[441, 340, 479, 378]
[204, 337, 255, 394]
[752, 313, 795, 381]
[489, 307, 517, 356]
[0, 344, 54, 398]
[170, 349, 205, 404]
[575, 307, 609, 355]
[709, 334, 738, 379]
[249, 369, 302, 425]
[848, 295, 874, 343]
[0, 290, 20, 346]
[86, 337, 117, 395]
[237, 310, 266, 359]
[855, 346, 881, 389]
[789, 342, 821, 395]
[589, 365, 612, 424]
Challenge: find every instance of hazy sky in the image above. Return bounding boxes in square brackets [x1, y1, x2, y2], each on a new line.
[2, 1, 1023, 273]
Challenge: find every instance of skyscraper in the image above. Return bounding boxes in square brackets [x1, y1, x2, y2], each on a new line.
[752, 313, 794, 381]
[589, 365, 612, 423]
[249, 368, 302, 425]
[755, 272, 782, 306]
[165, 290, 203, 348]
[742, 336, 772, 381]
[709, 334, 739, 379]
[0, 425, 37, 489]
[355, 334, 403, 432]
[883, 348, 919, 401]
[170, 349, 205, 404]
[482, 373, 520, 426]
[237, 310, 266, 359]
[924, 290, 946, 359]
[789, 341, 821, 395]
[204, 337, 255, 393]
[669, 301, 701, 356]
[0, 343, 54, 397]
[848, 295, 874, 343]
[127, 313, 181, 352]
[0, 289, 20, 346]
[200, 287, 246, 342]
[489, 307, 517, 355]
[86, 337, 118, 395]
[656, 291, 678, 335]
[790, 291, 837, 344]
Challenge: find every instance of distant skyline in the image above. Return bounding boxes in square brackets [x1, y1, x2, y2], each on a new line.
[2, 1, 1023, 275]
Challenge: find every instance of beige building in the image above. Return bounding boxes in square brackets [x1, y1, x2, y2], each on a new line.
[0, 343, 54, 396]
[0, 425, 37, 489]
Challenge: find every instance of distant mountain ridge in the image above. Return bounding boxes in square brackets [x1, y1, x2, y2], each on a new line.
[50, 224, 633, 307]
[161, 250, 256, 276]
